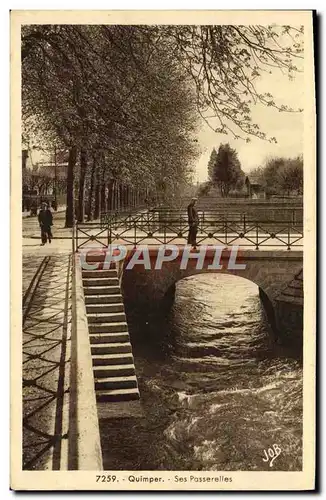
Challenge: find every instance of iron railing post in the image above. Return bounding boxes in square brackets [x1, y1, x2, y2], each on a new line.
[107, 220, 110, 246]
[76, 220, 79, 251]
[224, 217, 227, 246]
[72, 219, 76, 254]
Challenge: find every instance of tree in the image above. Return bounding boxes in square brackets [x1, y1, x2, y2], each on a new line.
[161, 24, 303, 142]
[278, 156, 303, 195]
[248, 155, 303, 196]
[208, 149, 218, 183]
[197, 181, 212, 197]
[22, 24, 303, 222]
[210, 143, 244, 197]
[22, 25, 199, 225]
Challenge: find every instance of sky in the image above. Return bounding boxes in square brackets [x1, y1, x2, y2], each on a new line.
[194, 65, 304, 183]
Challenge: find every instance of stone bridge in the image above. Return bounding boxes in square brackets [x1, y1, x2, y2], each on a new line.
[120, 247, 303, 346]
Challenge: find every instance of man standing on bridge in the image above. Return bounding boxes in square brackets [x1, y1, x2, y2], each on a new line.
[38, 202, 53, 245]
[187, 197, 199, 249]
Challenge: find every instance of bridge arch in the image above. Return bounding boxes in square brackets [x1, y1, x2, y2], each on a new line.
[122, 250, 302, 303]
[121, 248, 302, 342]
[162, 269, 278, 336]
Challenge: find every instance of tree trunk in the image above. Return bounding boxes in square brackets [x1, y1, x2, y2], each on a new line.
[116, 182, 120, 211]
[122, 186, 126, 210]
[107, 180, 113, 211]
[78, 149, 87, 223]
[65, 146, 77, 228]
[111, 180, 115, 211]
[94, 168, 101, 219]
[100, 172, 106, 214]
[125, 186, 129, 210]
[114, 180, 118, 211]
[87, 156, 96, 221]
[119, 184, 124, 210]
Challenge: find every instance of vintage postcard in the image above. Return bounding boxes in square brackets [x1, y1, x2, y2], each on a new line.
[11, 10, 316, 491]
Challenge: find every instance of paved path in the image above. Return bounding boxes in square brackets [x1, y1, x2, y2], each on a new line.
[23, 209, 72, 239]
[22, 251, 72, 470]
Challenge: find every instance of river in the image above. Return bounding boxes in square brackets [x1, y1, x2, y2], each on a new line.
[100, 274, 302, 471]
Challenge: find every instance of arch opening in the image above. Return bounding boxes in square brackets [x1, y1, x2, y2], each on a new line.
[164, 272, 278, 341]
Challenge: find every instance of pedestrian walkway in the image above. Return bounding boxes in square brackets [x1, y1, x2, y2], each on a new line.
[22, 252, 72, 470]
[23, 210, 71, 238]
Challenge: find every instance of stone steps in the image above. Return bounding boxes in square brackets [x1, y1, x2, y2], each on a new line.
[89, 321, 128, 333]
[95, 375, 138, 391]
[276, 268, 303, 305]
[94, 364, 135, 378]
[83, 269, 118, 278]
[89, 332, 130, 344]
[83, 277, 119, 287]
[87, 312, 126, 323]
[85, 294, 123, 305]
[86, 303, 124, 313]
[96, 388, 140, 403]
[84, 285, 121, 295]
[82, 263, 140, 405]
[92, 352, 134, 365]
[91, 341, 132, 355]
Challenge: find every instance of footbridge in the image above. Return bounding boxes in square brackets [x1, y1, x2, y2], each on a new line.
[74, 209, 303, 343]
[65, 208, 303, 469]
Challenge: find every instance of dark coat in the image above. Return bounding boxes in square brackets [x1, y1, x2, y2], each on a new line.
[38, 209, 53, 227]
[187, 203, 199, 225]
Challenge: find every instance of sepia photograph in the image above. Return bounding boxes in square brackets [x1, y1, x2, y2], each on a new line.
[11, 9, 316, 491]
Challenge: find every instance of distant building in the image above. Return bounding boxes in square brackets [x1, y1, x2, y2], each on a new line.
[36, 162, 68, 181]
[22, 149, 68, 211]
[36, 149, 69, 180]
[245, 174, 266, 199]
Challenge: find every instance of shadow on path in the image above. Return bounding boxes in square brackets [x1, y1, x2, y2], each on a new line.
[22, 254, 71, 470]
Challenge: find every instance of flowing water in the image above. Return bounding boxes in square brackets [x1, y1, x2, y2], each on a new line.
[100, 274, 302, 471]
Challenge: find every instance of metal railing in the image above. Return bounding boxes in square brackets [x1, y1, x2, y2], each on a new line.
[100, 204, 147, 226]
[75, 211, 303, 251]
[100, 207, 303, 225]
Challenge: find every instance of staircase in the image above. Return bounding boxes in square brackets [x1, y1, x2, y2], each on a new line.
[82, 260, 140, 403]
[276, 269, 303, 306]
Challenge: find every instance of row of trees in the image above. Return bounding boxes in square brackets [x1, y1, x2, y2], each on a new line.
[22, 26, 199, 225]
[249, 155, 303, 196]
[22, 25, 303, 226]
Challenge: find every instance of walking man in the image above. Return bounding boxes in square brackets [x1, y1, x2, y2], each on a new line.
[38, 202, 53, 245]
[187, 197, 199, 249]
